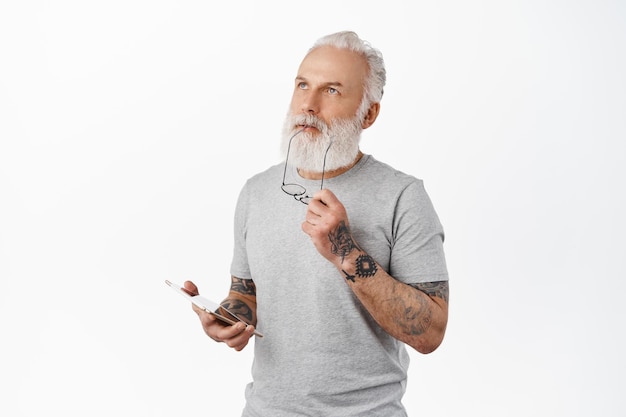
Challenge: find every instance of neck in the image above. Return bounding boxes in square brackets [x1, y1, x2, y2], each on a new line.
[298, 151, 364, 180]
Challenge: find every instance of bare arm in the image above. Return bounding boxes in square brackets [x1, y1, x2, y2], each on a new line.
[303, 189, 449, 354]
[339, 250, 448, 353]
[219, 276, 258, 326]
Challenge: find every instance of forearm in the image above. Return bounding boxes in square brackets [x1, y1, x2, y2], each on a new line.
[338, 251, 448, 354]
[219, 276, 258, 326]
[302, 194, 448, 352]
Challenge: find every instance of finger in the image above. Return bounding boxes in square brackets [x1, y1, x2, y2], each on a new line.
[231, 325, 256, 351]
[225, 324, 256, 351]
[304, 207, 321, 225]
[183, 280, 199, 296]
[312, 188, 337, 207]
[308, 196, 327, 214]
[301, 220, 313, 237]
[197, 311, 227, 342]
[216, 321, 247, 342]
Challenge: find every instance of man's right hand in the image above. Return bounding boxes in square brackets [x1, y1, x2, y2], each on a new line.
[183, 280, 256, 351]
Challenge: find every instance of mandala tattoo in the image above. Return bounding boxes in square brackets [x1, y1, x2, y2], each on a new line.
[355, 254, 377, 278]
[329, 221, 359, 262]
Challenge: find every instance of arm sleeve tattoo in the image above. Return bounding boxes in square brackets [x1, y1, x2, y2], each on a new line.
[231, 277, 256, 296]
[409, 281, 449, 303]
[220, 277, 256, 323]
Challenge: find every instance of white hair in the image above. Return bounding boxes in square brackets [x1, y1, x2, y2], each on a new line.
[280, 31, 386, 172]
[310, 31, 386, 107]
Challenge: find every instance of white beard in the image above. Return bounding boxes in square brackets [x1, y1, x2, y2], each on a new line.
[280, 112, 363, 173]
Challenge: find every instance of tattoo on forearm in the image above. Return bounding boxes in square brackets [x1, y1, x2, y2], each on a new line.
[409, 281, 449, 303]
[221, 299, 254, 323]
[341, 254, 377, 283]
[342, 270, 356, 282]
[387, 281, 449, 337]
[231, 277, 256, 296]
[329, 221, 360, 262]
[396, 297, 433, 336]
[355, 254, 377, 277]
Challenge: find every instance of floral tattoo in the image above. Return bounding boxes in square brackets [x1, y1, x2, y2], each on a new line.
[328, 221, 360, 262]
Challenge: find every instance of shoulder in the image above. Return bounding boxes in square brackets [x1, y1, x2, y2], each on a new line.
[239, 162, 283, 195]
[362, 155, 420, 180]
[356, 156, 440, 222]
[358, 154, 425, 193]
[246, 162, 283, 184]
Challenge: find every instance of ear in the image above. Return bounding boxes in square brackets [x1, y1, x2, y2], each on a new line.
[361, 102, 380, 129]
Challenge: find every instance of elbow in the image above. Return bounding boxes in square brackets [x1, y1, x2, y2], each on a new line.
[412, 337, 443, 355]
[409, 326, 447, 354]
[412, 296, 448, 354]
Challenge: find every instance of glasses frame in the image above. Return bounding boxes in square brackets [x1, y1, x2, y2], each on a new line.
[281, 129, 333, 205]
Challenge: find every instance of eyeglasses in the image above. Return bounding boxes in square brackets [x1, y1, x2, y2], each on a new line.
[281, 129, 333, 205]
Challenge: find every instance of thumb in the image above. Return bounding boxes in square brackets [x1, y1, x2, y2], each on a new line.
[183, 280, 199, 296]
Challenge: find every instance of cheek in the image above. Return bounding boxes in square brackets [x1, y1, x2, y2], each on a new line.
[291, 88, 311, 107]
[288, 96, 299, 113]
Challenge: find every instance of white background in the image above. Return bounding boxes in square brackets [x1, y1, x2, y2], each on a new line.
[1, 1, 625, 416]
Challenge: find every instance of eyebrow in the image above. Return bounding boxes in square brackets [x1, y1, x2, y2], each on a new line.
[295, 76, 344, 89]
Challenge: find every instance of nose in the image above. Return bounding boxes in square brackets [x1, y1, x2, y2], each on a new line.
[300, 92, 320, 115]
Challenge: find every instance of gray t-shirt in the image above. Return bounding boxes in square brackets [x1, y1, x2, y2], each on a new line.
[230, 154, 448, 417]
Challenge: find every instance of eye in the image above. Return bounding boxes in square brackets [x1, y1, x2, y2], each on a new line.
[297, 81, 308, 90]
[327, 87, 338, 95]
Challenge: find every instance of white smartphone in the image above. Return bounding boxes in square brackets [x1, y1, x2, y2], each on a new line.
[165, 280, 263, 337]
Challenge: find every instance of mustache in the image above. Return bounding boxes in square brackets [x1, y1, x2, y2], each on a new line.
[291, 114, 329, 135]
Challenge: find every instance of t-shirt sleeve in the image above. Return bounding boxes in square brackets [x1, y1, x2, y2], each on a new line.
[229, 181, 253, 280]
[390, 179, 448, 284]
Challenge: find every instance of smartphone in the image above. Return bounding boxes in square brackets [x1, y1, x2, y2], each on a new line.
[165, 280, 263, 337]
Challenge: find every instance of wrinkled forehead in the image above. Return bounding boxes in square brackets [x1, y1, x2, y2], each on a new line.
[297, 45, 368, 91]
